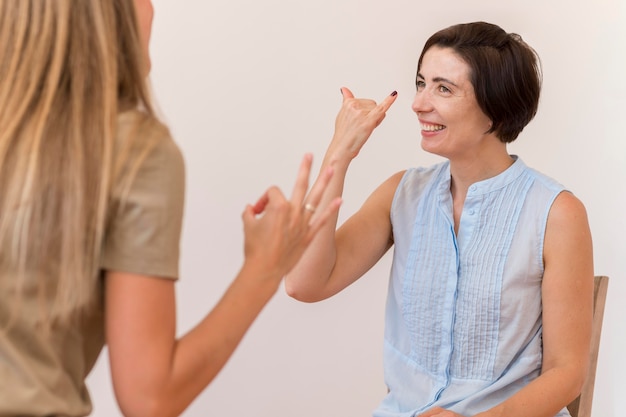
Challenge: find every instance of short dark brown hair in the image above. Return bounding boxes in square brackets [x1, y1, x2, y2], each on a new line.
[417, 22, 542, 143]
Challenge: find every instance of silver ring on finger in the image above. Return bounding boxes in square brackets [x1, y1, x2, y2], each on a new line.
[304, 203, 316, 213]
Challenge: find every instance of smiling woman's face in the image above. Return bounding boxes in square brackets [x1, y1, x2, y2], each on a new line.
[412, 46, 494, 160]
[134, 0, 154, 73]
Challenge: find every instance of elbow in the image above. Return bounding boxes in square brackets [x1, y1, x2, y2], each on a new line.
[544, 361, 589, 405]
[284, 282, 299, 300]
[118, 397, 182, 417]
[114, 385, 180, 417]
[284, 278, 324, 303]
[284, 280, 311, 302]
[117, 398, 164, 417]
[567, 357, 590, 400]
[571, 366, 588, 399]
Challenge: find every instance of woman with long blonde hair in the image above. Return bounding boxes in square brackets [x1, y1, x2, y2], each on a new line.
[0, 1, 340, 415]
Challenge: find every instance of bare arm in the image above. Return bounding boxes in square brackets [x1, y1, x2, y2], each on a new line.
[105, 154, 341, 417]
[417, 192, 594, 417]
[286, 171, 404, 301]
[285, 87, 398, 302]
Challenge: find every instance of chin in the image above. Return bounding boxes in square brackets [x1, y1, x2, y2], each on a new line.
[420, 137, 441, 156]
[421, 143, 452, 163]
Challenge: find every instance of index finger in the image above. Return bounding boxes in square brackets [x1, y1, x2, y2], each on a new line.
[378, 90, 398, 113]
[364, 90, 398, 126]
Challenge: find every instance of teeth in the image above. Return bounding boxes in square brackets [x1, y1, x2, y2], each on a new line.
[421, 123, 445, 131]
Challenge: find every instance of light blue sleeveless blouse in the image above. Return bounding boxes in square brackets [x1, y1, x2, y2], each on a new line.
[374, 156, 570, 417]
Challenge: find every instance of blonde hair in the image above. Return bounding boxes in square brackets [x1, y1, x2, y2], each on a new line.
[0, 0, 159, 323]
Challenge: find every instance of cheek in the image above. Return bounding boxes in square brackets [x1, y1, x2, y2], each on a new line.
[454, 105, 491, 132]
[135, 0, 154, 42]
[475, 112, 493, 133]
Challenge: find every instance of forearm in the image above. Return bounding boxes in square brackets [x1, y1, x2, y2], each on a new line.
[129, 263, 279, 417]
[476, 365, 585, 417]
[285, 88, 397, 300]
[284, 148, 353, 300]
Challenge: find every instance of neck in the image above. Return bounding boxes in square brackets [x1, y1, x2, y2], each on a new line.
[449, 144, 513, 197]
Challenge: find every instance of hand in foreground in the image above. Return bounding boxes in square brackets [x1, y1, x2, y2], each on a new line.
[417, 407, 467, 417]
[241, 153, 342, 281]
[330, 87, 398, 159]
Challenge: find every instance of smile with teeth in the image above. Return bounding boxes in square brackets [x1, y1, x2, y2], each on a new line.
[421, 123, 446, 132]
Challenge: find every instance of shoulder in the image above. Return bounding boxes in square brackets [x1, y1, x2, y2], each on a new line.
[117, 110, 183, 165]
[547, 191, 589, 233]
[382, 170, 407, 192]
[370, 169, 411, 204]
[361, 170, 406, 216]
[523, 164, 566, 194]
[114, 110, 185, 196]
[366, 162, 446, 220]
[520, 156, 588, 229]
[399, 161, 447, 190]
[390, 161, 448, 207]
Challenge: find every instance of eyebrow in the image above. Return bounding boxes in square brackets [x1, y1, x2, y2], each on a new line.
[416, 72, 460, 88]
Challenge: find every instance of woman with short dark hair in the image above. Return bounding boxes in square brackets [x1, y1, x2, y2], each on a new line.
[286, 21, 593, 417]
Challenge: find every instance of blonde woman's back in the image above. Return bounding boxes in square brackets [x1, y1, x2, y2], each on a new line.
[0, 0, 154, 317]
[0, 1, 340, 416]
[0, 1, 169, 414]
[0, 109, 184, 415]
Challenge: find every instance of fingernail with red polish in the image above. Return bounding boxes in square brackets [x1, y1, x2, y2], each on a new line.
[391, 91, 398, 96]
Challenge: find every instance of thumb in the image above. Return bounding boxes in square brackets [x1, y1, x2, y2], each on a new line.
[242, 204, 256, 224]
[340, 86, 355, 101]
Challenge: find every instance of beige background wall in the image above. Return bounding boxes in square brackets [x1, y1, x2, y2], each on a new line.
[88, 0, 625, 415]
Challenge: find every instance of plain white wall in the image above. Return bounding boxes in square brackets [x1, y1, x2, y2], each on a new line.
[87, 0, 625, 415]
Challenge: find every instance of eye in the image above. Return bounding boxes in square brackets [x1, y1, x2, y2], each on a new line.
[438, 85, 451, 94]
[416, 80, 426, 90]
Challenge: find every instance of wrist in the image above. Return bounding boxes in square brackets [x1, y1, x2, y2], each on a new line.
[237, 259, 283, 295]
[323, 145, 354, 171]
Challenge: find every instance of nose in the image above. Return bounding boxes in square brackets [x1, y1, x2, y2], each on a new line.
[411, 90, 431, 115]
